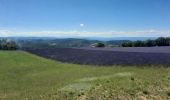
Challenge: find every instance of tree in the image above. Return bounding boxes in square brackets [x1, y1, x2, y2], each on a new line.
[91, 42, 105, 47]
[155, 37, 169, 46]
[165, 37, 170, 46]
[144, 39, 156, 47]
[7, 41, 18, 50]
[0, 40, 2, 49]
[133, 41, 145, 47]
[0, 39, 18, 50]
[122, 42, 133, 47]
[121, 37, 170, 47]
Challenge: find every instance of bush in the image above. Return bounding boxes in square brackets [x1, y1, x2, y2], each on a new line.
[0, 39, 18, 50]
[133, 41, 145, 47]
[91, 43, 105, 47]
[121, 37, 170, 47]
[144, 39, 156, 47]
[155, 37, 169, 46]
[122, 42, 133, 47]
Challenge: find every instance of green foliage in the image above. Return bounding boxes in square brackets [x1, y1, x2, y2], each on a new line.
[122, 37, 170, 47]
[144, 39, 156, 47]
[91, 42, 105, 47]
[133, 40, 145, 47]
[0, 39, 18, 50]
[155, 37, 170, 46]
[122, 41, 133, 47]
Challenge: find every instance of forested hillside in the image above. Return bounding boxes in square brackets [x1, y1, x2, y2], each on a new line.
[15, 38, 128, 49]
[122, 37, 170, 47]
[0, 37, 170, 50]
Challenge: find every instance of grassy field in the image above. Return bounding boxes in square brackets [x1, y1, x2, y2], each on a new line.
[0, 51, 170, 100]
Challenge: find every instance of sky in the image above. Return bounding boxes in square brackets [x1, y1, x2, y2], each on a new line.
[0, 0, 170, 38]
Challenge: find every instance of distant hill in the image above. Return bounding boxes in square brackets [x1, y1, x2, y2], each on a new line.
[17, 38, 101, 49]
[0, 37, 156, 49]
[0, 37, 129, 49]
[86, 37, 157, 41]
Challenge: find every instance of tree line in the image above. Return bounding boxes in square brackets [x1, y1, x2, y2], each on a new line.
[0, 39, 18, 50]
[122, 37, 170, 47]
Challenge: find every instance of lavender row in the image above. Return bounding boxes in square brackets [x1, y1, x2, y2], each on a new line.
[25, 48, 170, 65]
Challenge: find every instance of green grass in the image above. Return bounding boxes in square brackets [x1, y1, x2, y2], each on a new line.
[0, 51, 170, 100]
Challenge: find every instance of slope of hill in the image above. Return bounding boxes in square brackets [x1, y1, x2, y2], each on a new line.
[0, 51, 169, 100]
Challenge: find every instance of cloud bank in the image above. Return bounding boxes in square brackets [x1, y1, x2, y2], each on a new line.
[0, 29, 170, 38]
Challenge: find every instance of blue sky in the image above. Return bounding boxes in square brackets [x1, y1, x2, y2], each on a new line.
[0, 0, 170, 37]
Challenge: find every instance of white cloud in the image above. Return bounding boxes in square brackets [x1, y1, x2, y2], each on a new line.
[0, 29, 170, 38]
[80, 24, 84, 27]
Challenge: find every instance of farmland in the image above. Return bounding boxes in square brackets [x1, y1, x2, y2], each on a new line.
[0, 51, 169, 100]
[25, 47, 170, 65]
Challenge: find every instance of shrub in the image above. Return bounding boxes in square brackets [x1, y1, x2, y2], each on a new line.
[0, 39, 18, 50]
[122, 42, 133, 47]
[155, 37, 169, 46]
[91, 43, 105, 47]
[144, 39, 156, 47]
[121, 37, 170, 47]
[133, 41, 145, 47]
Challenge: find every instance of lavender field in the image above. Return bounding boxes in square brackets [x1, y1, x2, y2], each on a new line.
[25, 47, 170, 65]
